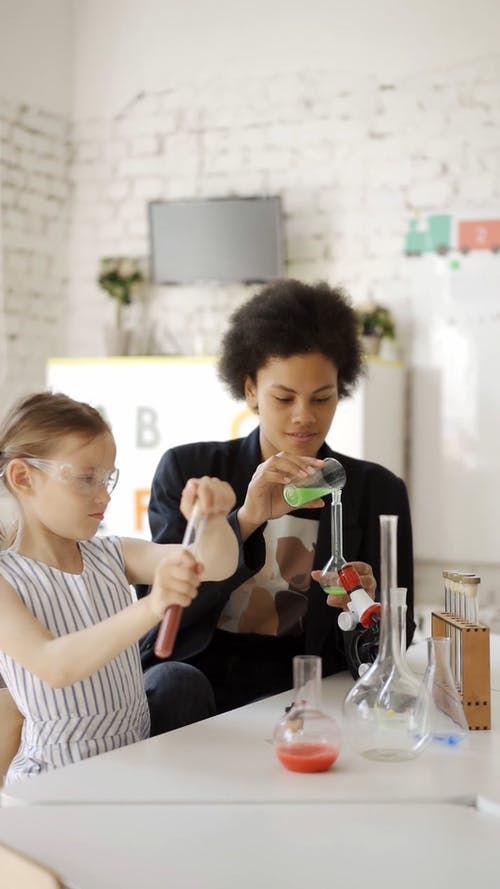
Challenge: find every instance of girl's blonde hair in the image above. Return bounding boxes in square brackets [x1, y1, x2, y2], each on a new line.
[0, 392, 111, 547]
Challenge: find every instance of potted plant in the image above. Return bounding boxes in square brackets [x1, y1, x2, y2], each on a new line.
[98, 257, 144, 354]
[356, 304, 396, 354]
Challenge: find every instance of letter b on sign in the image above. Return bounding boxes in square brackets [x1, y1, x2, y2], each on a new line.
[136, 407, 160, 448]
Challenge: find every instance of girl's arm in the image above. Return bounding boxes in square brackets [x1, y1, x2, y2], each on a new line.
[0, 550, 199, 688]
[122, 476, 239, 585]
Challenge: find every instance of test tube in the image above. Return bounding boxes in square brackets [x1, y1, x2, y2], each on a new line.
[451, 571, 472, 692]
[453, 573, 463, 692]
[441, 570, 456, 687]
[154, 504, 207, 658]
[463, 574, 480, 624]
[442, 570, 451, 613]
[443, 568, 474, 691]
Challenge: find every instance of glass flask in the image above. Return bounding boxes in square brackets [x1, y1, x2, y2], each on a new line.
[283, 457, 346, 508]
[273, 655, 341, 773]
[342, 515, 431, 761]
[318, 489, 345, 596]
[419, 637, 469, 747]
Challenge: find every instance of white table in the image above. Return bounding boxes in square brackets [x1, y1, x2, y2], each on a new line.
[1, 801, 500, 889]
[4, 673, 500, 808]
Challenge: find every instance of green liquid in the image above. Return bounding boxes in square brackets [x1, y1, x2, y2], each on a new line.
[323, 585, 345, 596]
[283, 484, 332, 508]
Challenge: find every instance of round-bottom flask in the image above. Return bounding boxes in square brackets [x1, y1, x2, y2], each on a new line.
[273, 655, 341, 773]
[421, 636, 469, 747]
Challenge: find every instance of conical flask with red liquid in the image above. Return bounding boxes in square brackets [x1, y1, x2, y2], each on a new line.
[273, 655, 341, 773]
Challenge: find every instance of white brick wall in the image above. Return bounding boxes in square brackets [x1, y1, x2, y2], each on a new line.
[57, 58, 499, 360]
[0, 101, 71, 410]
[2, 55, 500, 370]
[2, 55, 500, 606]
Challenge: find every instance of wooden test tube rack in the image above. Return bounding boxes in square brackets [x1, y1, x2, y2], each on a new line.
[431, 612, 491, 730]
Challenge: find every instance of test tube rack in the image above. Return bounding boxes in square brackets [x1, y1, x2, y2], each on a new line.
[431, 611, 491, 730]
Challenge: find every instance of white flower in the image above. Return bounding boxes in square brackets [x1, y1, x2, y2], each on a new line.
[118, 258, 138, 279]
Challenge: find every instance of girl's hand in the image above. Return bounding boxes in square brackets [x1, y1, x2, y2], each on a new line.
[180, 477, 236, 520]
[148, 549, 202, 621]
[311, 561, 377, 611]
[238, 453, 325, 531]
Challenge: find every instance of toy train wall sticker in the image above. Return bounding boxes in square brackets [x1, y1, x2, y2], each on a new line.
[405, 214, 500, 256]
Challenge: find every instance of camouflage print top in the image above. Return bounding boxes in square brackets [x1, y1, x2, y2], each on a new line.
[218, 513, 319, 637]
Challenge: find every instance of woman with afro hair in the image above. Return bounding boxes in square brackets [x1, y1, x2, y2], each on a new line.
[138, 279, 414, 714]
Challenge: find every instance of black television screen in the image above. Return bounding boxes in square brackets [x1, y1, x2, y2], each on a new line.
[149, 196, 284, 284]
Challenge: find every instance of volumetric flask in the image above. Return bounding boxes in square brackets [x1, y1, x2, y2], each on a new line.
[419, 637, 468, 747]
[342, 515, 430, 761]
[318, 489, 345, 596]
[273, 655, 341, 773]
[283, 457, 346, 508]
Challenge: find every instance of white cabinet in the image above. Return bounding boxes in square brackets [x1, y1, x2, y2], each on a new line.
[46, 355, 406, 538]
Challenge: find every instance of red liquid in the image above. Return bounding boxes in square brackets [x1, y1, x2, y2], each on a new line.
[154, 605, 182, 658]
[276, 743, 339, 773]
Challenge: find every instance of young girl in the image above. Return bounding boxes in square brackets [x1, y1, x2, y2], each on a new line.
[0, 391, 238, 785]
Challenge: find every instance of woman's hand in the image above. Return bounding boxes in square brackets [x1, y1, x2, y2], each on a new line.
[349, 561, 376, 601]
[180, 476, 236, 521]
[148, 549, 202, 622]
[311, 560, 377, 611]
[237, 453, 325, 539]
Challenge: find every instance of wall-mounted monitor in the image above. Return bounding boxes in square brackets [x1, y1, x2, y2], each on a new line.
[149, 196, 285, 284]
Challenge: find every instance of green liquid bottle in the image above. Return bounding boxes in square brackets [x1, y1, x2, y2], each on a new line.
[283, 458, 346, 509]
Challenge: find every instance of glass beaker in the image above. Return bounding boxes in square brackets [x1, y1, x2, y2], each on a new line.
[342, 515, 431, 761]
[420, 637, 469, 747]
[273, 655, 341, 773]
[283, 457, 346, 508]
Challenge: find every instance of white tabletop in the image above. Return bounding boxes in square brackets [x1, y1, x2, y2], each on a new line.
[4, 672, 500, 808]
[1, 801, 500, 889]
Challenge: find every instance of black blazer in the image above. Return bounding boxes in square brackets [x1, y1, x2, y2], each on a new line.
[139, 427, 414, 673]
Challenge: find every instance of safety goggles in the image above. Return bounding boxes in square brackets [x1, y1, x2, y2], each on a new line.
[21, 457, 119, 495]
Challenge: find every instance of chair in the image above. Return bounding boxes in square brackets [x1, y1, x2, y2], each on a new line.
[0, 842, 63, 888]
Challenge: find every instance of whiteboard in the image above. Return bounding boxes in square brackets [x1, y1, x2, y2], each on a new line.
[409, 252, 500, 563]
[46, 356, 404, 539]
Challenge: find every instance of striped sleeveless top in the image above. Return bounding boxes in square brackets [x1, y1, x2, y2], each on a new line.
[0, 536, 150, 786]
